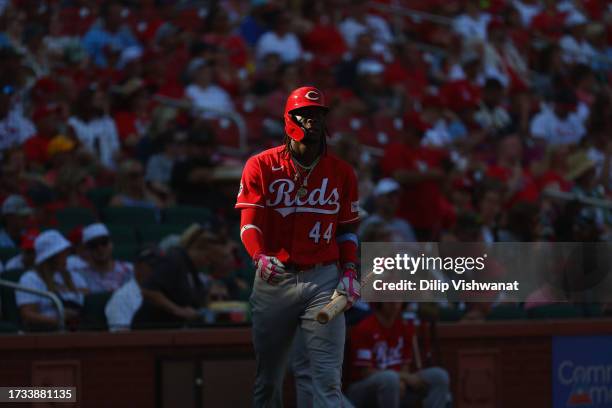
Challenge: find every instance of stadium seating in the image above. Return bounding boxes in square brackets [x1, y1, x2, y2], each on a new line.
[163, 206, 213, 226]
[103, 207, 158, 225]
[0, 247, 19, 264]
[56, 207, 97, 230]
[86, 188, 115, 210]
[138, 224, 184, 244]
[113, 244, 141, 262]
[106, 224, 139, 246]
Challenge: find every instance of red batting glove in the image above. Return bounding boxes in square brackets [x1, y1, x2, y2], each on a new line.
[253, 252, 290, 285]
[332, 266, 361, 309]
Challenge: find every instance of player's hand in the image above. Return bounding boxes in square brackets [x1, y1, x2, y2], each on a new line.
[178, 306, 201, 321]
[332, 266, 360, 309]
[253, 253, 290, 285]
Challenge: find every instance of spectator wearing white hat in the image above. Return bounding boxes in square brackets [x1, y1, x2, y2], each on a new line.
[16, 230, 88, 330]
[0, 194, 33, 248]
[358, 178, 417, 242]
[72, 223, 134, 293]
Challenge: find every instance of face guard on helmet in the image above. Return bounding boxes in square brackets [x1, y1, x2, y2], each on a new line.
[284, 86, 329, 142]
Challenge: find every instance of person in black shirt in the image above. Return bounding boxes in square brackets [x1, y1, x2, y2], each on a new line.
[170, 125, 218, 207]
[132, 224, 231, 328]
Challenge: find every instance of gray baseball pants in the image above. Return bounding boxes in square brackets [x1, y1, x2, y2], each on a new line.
[250, 263, 346, 408]
[290, 328, 355, 408]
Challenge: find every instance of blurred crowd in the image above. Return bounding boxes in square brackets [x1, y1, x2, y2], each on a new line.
[0, 0, 612, 331]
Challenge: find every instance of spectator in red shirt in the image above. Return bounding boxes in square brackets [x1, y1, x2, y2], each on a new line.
[347, 302, 450, 408]
[112, 78, 151, 151]
[440, 54, 482, 114]
[530, 0, 568, 41]
[23, 103, 62, 168]
[384, 42, 428, 102]
[380, 119, 453, 240]
[203, 8, 250, 69]
[487, 134, 540, 207]
[533, 144, 573, 193]
[298, 0, 347, 63]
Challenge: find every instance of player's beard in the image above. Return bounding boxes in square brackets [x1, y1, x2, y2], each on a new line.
[301, 126, 324, 150]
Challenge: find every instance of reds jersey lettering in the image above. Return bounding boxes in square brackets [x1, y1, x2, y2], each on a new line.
[349, 314, 415, 382]
[235, 146, 359, 264]
[266, 178, 340, 217]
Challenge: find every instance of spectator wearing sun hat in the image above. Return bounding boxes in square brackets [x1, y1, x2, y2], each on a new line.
[16, 230, 88, 330]
[0, 195, 33, 249]
[70, 223, 134, 294]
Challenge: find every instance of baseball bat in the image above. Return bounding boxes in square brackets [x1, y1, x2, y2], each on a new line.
[316, 295, 348, 324]
[316, 272, 376, 324]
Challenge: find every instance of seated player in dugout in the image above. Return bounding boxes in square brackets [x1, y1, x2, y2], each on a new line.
[346, 302, 451, 408]
[236, 86, 361, 407]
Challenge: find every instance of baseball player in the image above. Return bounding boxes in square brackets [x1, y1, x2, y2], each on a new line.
[236, 86, 361, 407]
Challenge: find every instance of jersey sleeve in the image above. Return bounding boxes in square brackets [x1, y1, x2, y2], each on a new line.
[338, 165, 359, 224]
[235, 157, 266, 209]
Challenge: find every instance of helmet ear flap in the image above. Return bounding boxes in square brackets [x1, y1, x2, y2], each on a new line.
[284, 111, 305, 142]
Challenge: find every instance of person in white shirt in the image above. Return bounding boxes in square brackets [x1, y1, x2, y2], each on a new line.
[71, 223, 134, 293]
[105, 245, 161, 331]
[452, 0, 492, 43]
[185, 58, 235, 119]
[474, 78, 512, 134]
[339, 0, 393, 59]
[68, 85, 120, 169]
[0, 83, 36, 155]
[255, 10, 303, 64]
[512, 0, 543, 27]
[559, 12, 594, 63]
[16, 230, 88, 330]
[530, 89, 587, 146]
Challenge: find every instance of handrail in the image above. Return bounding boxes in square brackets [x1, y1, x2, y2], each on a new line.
[152, 94, 248, 155]
[0, 279, 66, 331]
[369, 2, 454, 25]
[542, 187, 612, 210]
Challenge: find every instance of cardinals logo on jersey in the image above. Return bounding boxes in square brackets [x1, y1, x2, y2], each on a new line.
[266, 178, 340, 217]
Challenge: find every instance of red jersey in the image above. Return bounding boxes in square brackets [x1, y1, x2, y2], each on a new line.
[487, 164, 540, 207]
[349, 314, 415, 383]
[235, 146, 359, 264]
[380, 142, 448, 231]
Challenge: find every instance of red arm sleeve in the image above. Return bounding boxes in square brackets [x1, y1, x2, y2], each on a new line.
[240, 207, 265, 258]
[236, 156, 266, 258]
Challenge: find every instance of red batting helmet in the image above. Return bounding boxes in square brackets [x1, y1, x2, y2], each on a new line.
[284, 86, 329, 142]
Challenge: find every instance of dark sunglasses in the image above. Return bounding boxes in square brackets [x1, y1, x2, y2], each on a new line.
[292, 107, 327, 120]
[87, 237, 111, 249]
